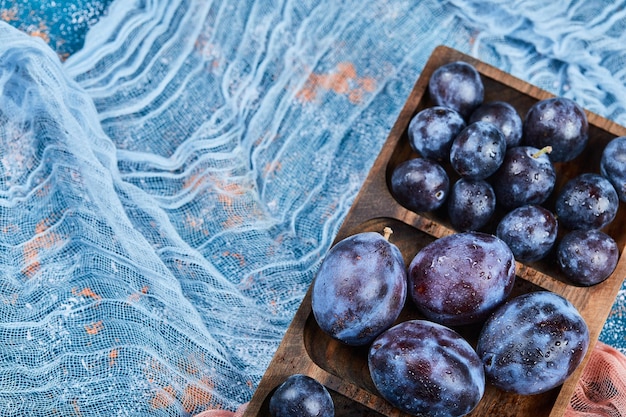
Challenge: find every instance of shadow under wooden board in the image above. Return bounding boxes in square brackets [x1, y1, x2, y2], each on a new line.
[243, 45, 626, 417]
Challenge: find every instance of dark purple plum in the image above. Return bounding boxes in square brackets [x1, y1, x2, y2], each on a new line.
[523, 97, 589, 162]
[428, 61, 484, 119]
[407, 106, 466, 161]
[269, 374, 334, 417]
[469, 101, 523, 148]
[557, 230, 619, 286]
[368, 320, 485, 417]
[477, 291, 589, 395]
[496, 205, 558, 263]
[491, 145, 556, 210]
[390, 158, 449, 213]
[601, 136, 626, 202]
[447, 178, 496, 232]
[555, 173, 619, 231]
[311, 230, 407, 346]
[408, 232, 516, 326]
[449, 121, 506, 180]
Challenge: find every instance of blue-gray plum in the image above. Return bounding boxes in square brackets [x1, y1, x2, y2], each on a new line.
[469, 101, 523, 148]
[477, 291, 589, 395]
[390, 158, 450, 213]
[408, 106, 466, 161]
[449, 121, 506, 180]
[557, 230, 619, 286]
[368, 320, 485, 417]
[523, 97, 588, 162]
[408, 232, 516, 326]
[491, 145, 556, 209]
[428, 61, 484, 119]
[311, 230, 407, 346]
[269, 374, 334, 417]
[555, 173, 619, 231]
[601, 136, 626, 202]
[496, 205, 558, 263]
[447, 178, 496, 232]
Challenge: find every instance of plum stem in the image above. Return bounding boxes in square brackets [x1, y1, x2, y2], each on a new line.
[532, 145, 553, 158]
[383, 227, 393, 241]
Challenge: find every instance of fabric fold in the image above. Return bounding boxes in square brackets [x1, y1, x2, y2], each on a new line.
[1, 0, 626, 414]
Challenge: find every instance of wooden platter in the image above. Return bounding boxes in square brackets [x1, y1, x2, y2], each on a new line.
[243, 45, 626, 417]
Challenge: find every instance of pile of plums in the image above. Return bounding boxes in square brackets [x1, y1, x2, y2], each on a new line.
[395, 60, 623, 287]
[268, 60, 624, 417]
[305, 227, 589, 417]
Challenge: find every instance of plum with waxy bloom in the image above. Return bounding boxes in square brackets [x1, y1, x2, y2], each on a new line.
[369, 320, 485, 417]
[312, 230, 407, 346]
[477, 291, 589, 395]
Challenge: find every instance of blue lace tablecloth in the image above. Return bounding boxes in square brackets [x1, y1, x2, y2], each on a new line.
[1, 1, 625, 415]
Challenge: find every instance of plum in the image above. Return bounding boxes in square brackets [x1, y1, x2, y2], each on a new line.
[269, 374, 334, 417]
[311, 229, 407, 346]
[490, 145, 556, 210]
[469, 100, 523, 148]
[368, 320, 485, 417]
[447, 178, 496, 232]
[390, 158, 450, 213]
[555, 173, 619, 231]
[523, 97, 588, 162]
[477, 291, 589, 395]
[496, 205, 558, 263]
[408, 106, 466, 161]
[557, 229, 619, 286]
[601, 136, 626, 202]
[449, 121, 506, 180]
[429, 61, 484, 119]
[408, 232, 516, 326]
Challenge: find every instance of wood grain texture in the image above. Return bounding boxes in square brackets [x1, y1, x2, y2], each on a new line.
[243, 45, 626, 417]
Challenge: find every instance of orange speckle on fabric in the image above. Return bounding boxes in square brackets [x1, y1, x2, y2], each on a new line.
[337, 62, 357, 78]
[221, 182, 248, 195]
[185, 213, 205, 230]
[28, 23, 51, 44]
[72, 287, 102, 301]
[269, 299, 278, 315]
[35, 183, 51, 197]
[468, 29, 480, 46]
[222, 251, 245, 267]
[222, 215, 244, 228]
[150, 385, 177, 409]
[263, 161, 282, 176]
[183, 174, 205, 192]
[216, 181, 250, 209]
[358, 76, 377, 92]
[109, 349, 118, 367]
[238, 275, 254, 291]
[127, 285, 149, 304]
[35, 219, 50, 234]
[217, 194, 233, 208]
[127, 292, 141, 303]
[0, 8, 18, 22]
[182, 377, 217, 413]
[22, 219, 64, 279]
[327, 72, 350, 94]
[348, 88, 363, 104]
[72, 398, 83, 417]
[2, 224, 19, 234]
[2, 293, 18, 305]
[85, 321, 104, 335]
[296, 83, 317, 102]
[296, 61, 377, 104]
